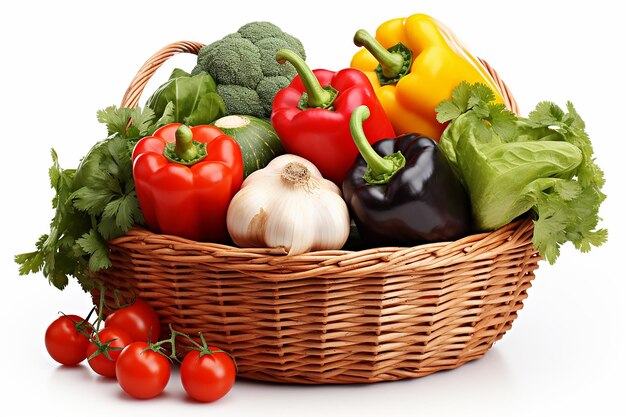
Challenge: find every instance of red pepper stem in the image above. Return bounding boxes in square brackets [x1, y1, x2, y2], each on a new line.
[353, 29, 405, 79]
[350, 105, 405, 185]
[164, 125, 208, 166]
[174, 125, 197, 160]
[275, 49, 335, 109]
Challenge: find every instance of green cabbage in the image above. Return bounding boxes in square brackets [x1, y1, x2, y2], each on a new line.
[436, 82, 607, 263]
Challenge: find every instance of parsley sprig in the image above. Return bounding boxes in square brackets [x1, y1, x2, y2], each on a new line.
[16, 106, 167, 290]
[436, 82, 607, 264]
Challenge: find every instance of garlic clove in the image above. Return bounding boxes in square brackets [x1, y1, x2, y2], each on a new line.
[226, 154, 351, 255]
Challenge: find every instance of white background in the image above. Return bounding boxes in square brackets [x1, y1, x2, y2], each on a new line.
[1, 0, 624, 416]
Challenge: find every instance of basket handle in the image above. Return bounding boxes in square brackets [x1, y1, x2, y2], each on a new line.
[120, 41, 205, 109]
[119, 41, 519, 116]
[479, 58, 519, 115]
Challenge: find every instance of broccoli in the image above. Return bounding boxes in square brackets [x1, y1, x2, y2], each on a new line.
[192, 22, 306, 119]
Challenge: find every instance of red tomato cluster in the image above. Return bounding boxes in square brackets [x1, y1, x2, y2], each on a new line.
[45, 298, 236, 402]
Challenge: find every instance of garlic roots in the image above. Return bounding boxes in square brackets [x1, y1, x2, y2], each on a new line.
[226, 154, 350, 255]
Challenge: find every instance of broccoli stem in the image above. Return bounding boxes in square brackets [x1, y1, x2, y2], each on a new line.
[275, 49, 337, 110]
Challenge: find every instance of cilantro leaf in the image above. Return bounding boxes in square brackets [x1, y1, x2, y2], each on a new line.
[437, 82, 608, 264]
[97, 106, 133, 137]
[96, 105, 160, 140]
[436, 81, 471, 123]
[130, 106, 157, 137]
[97, 216, 122, 241]
[48, 149, 61, 190]
[16, 106, 157, 291]
[436, 81, 503, 125]
[435, 99, 464, 123]
[77, 230, 112, 271]
[15, 234, 47, 275]
[102, 193, 136, 231]
[15, 150, 92, 289]
[487, 103, 518, 141]
[527, 101, 565, 128]
[72, 186, 114, 215]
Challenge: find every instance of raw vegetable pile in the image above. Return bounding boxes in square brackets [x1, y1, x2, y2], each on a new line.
[16, 16, 607, 291]
[16, 13, 607, 403]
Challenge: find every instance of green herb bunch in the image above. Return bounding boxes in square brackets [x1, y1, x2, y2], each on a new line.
[15, 107, 168, 290]
[436, 82, 607, 263]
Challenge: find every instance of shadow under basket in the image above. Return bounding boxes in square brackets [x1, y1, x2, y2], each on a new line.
[93, 41, 538, 384]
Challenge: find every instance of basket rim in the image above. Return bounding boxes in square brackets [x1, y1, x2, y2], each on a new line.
[110, 216, 534, 259]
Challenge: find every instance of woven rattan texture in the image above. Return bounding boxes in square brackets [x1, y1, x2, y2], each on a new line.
[97, 218, 538, 384]
[95, 41, 538, 384]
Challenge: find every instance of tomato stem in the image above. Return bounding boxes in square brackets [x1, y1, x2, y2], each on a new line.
[169, 328, 237, 369]
[87, 335, 123, 361]
[84, 305, 97, 323]
[93, 283, 106, 331]
[59, 308, 95, 339]
[138, 324, 185, 364]
[192, 332, 238, 372]
[111, 288, 133, 310]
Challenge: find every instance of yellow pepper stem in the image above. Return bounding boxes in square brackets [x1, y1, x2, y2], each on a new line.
[353, 29, 412, 86]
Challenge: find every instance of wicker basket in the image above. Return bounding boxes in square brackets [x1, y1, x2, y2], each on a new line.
[94, 41, 538, 384]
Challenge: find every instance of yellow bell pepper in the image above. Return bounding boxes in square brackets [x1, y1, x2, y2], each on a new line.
[350, 13, 504, 139]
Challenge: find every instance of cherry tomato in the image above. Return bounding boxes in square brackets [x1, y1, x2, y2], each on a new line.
[45, 315, 92, 366]
[180, 348, 236, 402]
[116, 342, 171, 399]
[105, 298, 161, 342]
[86, 327, 133, 378]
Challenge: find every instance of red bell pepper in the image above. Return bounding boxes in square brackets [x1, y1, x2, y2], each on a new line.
[132, 123, 243, 242]
[271, 49, 395, 185]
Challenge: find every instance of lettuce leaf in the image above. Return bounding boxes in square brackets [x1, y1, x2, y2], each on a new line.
[145, 68, 226, 126]
[437, 82, 607, 264]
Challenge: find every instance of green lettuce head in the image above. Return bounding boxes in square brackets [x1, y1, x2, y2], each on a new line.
[436, 82, 607, 264]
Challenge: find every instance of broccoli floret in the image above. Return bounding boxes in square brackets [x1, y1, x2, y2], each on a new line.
[237, 21, 285, 43]
[256, 76, 292, 116]
[256, 37, 299, 78]
[216, 84, 265, 118]
[192, 22, 306, 119]
[194, 33, 263, 89]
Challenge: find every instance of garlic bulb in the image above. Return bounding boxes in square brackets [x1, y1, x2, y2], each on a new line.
[226, 154, 350, 255]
